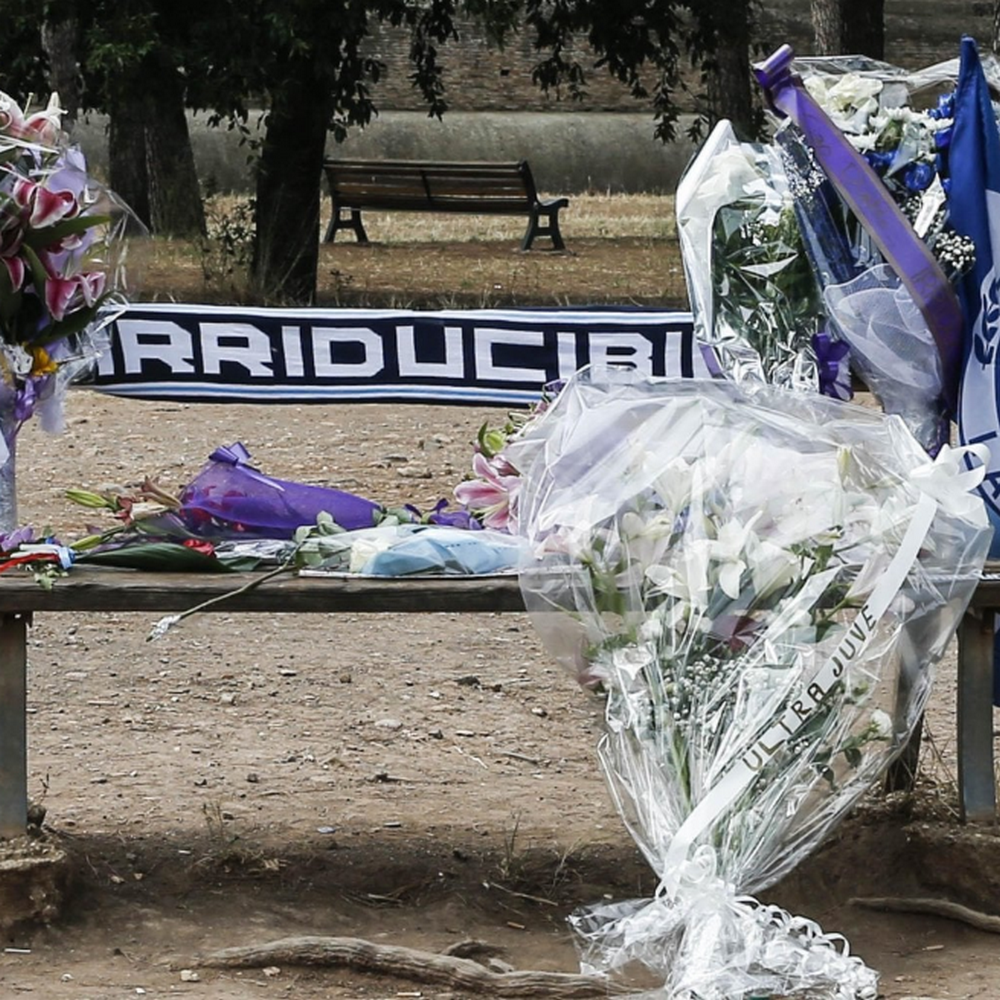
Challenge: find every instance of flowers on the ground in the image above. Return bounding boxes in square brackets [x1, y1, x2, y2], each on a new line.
[510, 367, 991, 999]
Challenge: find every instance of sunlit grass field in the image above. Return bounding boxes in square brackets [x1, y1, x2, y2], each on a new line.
[141, 192, 688, 309]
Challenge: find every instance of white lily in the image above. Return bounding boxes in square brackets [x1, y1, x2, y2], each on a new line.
[646, 544, 711, 609]
[649, 457, 696, 518]
[747, 535, 810, 601]
[703, 514, 760, 600]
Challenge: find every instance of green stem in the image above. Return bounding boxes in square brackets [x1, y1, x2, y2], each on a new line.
[147, 538, 308, 641]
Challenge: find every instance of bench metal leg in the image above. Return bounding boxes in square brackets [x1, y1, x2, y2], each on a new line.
[0, 612, 28, 839]
[324, 206, 369, 244]
[957, 607, 997, 822]
[522, 208, 566, 252]
[885, 614, 943, 793]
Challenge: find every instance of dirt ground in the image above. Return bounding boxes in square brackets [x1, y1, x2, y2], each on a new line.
[0, 388, 998, 1000]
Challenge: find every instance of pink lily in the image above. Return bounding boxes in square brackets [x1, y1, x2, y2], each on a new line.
[22, 95, 63, 146]
[454, 451, 521, 533]
[0, 92, 62, 145]
[12, 177, 79, 228]
[45, 270, 106, 322]
[0, 92, 25, 137]
[1, 254, 24, 290]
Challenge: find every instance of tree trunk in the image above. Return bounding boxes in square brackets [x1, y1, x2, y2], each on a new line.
[811, 0, 884, 58]
[705, 0, 754, 140]
[145, 59, 206, 238]
[108, 93, 151, 230]
[252, 56, 332, 305]
[40, 18, 80, 127]
[844, 0, 884, 59]
[108, 55, 205, 238]
[810, 0, 844, 54]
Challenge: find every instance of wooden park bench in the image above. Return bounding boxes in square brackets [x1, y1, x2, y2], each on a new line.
[1, 303, 999, 840]
[322, 159, 569, 251]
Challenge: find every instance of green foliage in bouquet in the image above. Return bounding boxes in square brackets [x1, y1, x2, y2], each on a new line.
[711, 196, 824, 384]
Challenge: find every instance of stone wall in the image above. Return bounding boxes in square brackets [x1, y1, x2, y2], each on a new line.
[362, 2, 993, 113]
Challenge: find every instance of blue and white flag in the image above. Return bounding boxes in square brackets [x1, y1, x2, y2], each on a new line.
[954, 37, 1000, 554]
[952, 36, 1000, 703]
[93, 303, 707, 407]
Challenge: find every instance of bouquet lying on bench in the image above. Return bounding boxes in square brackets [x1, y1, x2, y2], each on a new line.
[0, 438, 525, 587]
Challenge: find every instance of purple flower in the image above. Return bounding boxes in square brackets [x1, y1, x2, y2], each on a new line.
[13, 378, 39, 422]
[901, 161, 934, 193]
[422, 498, 483, 530]
[0, 525, 34, 553]
[812, 330, 852, 401]
[864, 151, 893, 175]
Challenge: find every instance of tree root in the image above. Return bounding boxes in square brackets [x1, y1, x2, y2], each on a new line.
[851, 896, 1000, 933]
[196, 934, 619, 997]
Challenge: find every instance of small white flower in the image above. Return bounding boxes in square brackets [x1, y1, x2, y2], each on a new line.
[870, 709, 893, 740]
[348, 535, 394, 573]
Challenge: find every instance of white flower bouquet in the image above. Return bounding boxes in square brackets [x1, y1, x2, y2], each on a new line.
[509, 367, 992, 999]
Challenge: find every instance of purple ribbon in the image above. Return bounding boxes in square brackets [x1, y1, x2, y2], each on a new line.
[206, 441, 287, 493]
[209, 442, 252, 465]
[753, 45, 964, 414]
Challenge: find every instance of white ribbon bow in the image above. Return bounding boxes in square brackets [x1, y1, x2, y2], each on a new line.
[909, 442, 990, 520]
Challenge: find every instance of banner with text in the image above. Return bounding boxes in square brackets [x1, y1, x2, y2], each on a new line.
[93, 304, 706, 406]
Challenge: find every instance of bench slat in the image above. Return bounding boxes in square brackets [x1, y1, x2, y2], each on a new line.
[0, 567, 526, 614]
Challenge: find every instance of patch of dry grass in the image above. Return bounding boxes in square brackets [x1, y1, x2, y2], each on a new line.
[329, 190, 678, 244]
[140, 192, 688, 310]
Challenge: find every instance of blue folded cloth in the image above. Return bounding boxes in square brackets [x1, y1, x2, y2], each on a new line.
[361, 527, 523, 576]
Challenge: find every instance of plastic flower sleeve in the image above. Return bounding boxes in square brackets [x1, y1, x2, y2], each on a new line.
[676, 120, 826, 394]
[757, 51, 981, 452]
[508, 367, 991, 1000]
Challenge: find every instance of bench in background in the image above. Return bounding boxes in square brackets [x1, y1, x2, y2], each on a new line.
[322, 159, 569, 251]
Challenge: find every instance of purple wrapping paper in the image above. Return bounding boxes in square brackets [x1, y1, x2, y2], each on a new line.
[178, 443, 381, 537]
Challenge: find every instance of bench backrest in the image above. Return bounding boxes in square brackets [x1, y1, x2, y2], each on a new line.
[324, 159, 540, 213]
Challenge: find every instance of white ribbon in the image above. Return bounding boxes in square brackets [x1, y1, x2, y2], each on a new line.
[908, 442, 990, 519]
[573, 846, 879, 999]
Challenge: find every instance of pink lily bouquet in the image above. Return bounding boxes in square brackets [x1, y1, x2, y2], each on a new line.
[0, 91, 131, 482]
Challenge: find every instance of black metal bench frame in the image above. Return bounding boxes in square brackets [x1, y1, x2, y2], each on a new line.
[322, 158, 569, 251]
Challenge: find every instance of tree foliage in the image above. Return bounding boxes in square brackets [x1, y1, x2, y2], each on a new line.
[1, 0, 754, 302]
